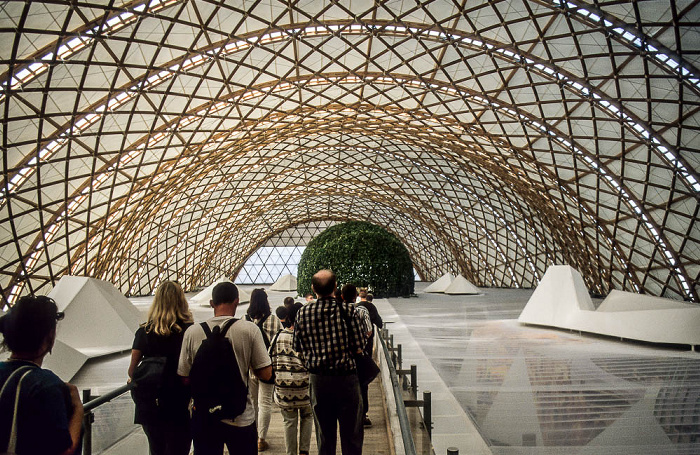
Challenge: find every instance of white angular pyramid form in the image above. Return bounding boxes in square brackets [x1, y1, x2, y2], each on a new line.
[191, 277, 250, 306]
[423, 273, 454, 293]
[42, 340, 89, 382]
[269, 274, 297, 292]
[49, 275, 141, 355]
[518, 265, 593, 327]
[46, 275, 142, 380]
[444, 274, 480, 295]
[519, 265, 700, 345]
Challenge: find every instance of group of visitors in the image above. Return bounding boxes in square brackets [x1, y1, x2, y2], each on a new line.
[0, 270, 382, 455]
[130, 270, 382, 455]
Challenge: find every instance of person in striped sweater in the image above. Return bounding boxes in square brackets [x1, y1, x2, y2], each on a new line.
[269, 303, 312, 455]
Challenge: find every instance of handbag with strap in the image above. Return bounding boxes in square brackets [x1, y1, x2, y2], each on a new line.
[337, 304, 380, 387]
[130, 356, 167, 413]
[0, 365, 36, 455]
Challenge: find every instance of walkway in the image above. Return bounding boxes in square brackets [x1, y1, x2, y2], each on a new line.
[102, 376, 392, 455]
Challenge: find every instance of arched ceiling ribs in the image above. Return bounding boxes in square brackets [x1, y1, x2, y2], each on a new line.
[0, 0, 182, 101]
[4, 18, 696, 206]
[542, 0, 700, 95]
[29, 105, 550, 249]
[94, 151, 612, 294]
[8, 95, 660, 302]
[2, 1, 697, 304]
[185, 210, 459, 295]
[77, 136, 573, 282]
[97, 171, 520, 294]
[13, 69, 675, 293]
[130, 191, 479, 296]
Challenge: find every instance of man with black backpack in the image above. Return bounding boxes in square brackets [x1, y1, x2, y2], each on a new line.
[177, 282, 272, 455]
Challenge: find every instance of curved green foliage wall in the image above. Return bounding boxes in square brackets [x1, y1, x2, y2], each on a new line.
[297, 221, 414, 298]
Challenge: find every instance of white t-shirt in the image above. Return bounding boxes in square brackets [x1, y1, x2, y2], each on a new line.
[177, 316, 271, 426]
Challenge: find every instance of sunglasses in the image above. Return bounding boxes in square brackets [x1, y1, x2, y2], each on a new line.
[56, 311, 65, 321]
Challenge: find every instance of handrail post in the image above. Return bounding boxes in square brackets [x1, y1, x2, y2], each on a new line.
[447, 448, 459, 455]
[82, 389, 94, 455]
[397, 343, 402, 370]
[423, 390, 432, 439]
[410, 364, 418, 398]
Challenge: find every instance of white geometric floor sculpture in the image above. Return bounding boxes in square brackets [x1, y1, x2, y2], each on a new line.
[269, 274, 297, 292]
[46, 275, 142, 380]
[444, 274, 480, 295]
[518, 265, 700, 346]
[423, 273, 454, 293]
[190, 277, 250, 306]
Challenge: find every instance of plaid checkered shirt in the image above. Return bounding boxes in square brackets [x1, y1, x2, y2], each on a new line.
[293, 297, 365, 374]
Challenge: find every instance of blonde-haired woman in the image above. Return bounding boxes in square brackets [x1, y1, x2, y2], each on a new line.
[128, 280, 194, 455]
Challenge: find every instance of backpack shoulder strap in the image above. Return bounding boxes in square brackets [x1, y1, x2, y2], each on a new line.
[200, 322, 212, 337]
[268, 329, 283, 354]
[256, 313, 270, 328]
[219, 317, 238, 337]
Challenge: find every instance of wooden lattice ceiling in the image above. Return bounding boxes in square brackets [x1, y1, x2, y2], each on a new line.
[1, 0, 698, 305]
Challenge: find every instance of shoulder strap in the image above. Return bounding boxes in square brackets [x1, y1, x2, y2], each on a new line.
[1, 366, 35, 454]
[335, 302, 354, 353]
[219, 318, 237, 337]
[268, 329, 283, 354]
[256, 313, 270, 329]
[201, 318, 237, 338]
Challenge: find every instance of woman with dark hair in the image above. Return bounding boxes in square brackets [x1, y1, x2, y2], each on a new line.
[128, 280, 194, 455]
[246, 288, 282, 452]
[0, 295, 84, 455]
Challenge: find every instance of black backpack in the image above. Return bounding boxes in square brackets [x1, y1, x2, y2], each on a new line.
[189, 318, 248, 420]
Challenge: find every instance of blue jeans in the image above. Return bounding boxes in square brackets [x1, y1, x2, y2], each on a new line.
[309, 373, 363, 455]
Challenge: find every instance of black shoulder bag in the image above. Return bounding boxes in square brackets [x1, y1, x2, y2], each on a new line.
[337, 304, 380, 387]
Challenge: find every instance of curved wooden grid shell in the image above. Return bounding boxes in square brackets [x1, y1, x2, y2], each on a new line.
[1, 0, 698, 304]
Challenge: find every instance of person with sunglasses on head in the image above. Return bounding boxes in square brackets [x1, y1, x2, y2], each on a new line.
[128, 280, 194, 455]
[0, 295, 84, 455]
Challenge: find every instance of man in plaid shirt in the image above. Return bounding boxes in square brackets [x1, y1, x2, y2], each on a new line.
[293, 269, 365, 455]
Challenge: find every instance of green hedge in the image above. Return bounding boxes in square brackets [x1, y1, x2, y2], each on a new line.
[297, 221, 414, 298]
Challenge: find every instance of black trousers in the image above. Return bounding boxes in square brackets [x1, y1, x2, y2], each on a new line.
[191, 411, 257, 455]
[309, 373, 364, 455]
[141, 419, 191, 455]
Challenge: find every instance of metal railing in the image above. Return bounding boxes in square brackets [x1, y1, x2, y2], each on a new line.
[82, 384, 133, 455]
[378, 326, 433, 455]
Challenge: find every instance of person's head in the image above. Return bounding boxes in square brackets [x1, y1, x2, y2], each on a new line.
[359, 288, 368, 300]
[304, 292, 314, 303]
[283, 296, 295, 309]
[366, 293, 374, 303]
[334, 288, 343, 302]
[341, 283, 358, 304]
[247, 288, 270, 320]
[311, 269, 336, 298]
[0, 295, 62, 360]
[286, 303, 302, 328]
[211, 282, 239, 307]
[148, 280, 193, 335]
[276, 305, 289, 326]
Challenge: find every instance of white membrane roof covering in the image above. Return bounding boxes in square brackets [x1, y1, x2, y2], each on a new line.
[0, 0, 698, 305]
